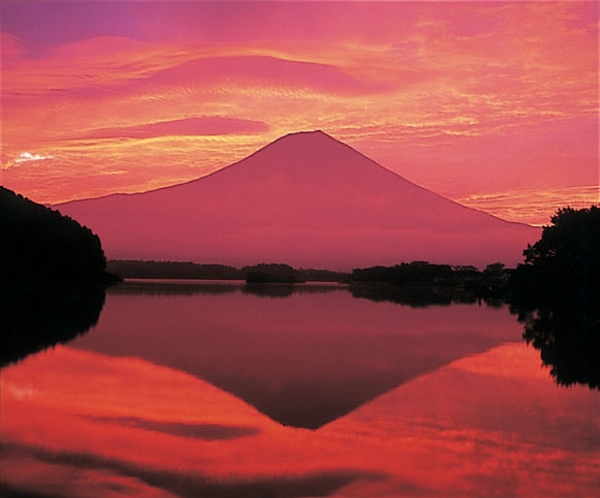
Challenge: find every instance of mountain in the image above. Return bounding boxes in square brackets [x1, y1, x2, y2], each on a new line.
[56, 131, 538, 269]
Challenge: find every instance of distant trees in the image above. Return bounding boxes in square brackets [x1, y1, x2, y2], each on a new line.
[351, 261, 453, 285]
[107, 260, 242, 280]
[483, 262, 505, 279]
[107, 260, 349, 283]
[348, 261, 511, 307]
[350, 261, 508, 289]
[244, 263, 302, 283]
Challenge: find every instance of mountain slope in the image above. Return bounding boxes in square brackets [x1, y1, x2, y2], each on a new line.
[57, 131, 538, 269]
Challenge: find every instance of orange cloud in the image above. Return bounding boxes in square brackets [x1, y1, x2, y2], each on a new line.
[456, 185, 599, 226]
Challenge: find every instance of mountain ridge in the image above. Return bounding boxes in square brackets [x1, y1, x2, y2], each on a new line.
[56, 130, 539, 269]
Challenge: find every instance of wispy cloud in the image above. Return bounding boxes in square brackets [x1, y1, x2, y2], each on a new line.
[80, 116, 269, 140]
[455, 186, 599, 226]
[13, 152, 54, 164]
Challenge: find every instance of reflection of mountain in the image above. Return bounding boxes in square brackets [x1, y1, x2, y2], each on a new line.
[70, 284, 521, 428]
[0, 284, 105, 367]
[57, 131, 537, 269]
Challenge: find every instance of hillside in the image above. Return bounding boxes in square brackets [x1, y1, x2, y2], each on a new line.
[1, 187, 108, 286]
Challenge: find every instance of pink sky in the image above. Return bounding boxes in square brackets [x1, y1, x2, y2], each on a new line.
[1, 1, 598, 225]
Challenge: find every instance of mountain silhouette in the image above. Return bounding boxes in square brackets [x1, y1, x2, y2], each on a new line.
[57, 131, 537, 269]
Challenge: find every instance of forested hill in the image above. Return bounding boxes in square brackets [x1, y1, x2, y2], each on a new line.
[0, 187, 110, 287]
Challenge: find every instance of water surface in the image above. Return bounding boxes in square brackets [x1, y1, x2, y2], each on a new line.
[1, 281, 598, 497]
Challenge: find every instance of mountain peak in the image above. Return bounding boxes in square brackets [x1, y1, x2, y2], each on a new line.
[284, 129, 329, 138]
[207, 128, 394, 190]
[267, 129, 340, 150]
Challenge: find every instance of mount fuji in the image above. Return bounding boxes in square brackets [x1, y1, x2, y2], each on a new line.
[57, 131, 537, 269]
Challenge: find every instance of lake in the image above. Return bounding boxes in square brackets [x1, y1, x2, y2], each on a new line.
[1, 280, 598, 497]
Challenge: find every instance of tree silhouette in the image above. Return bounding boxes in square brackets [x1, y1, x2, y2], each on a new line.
[483, 262, 505, 278]
[0, 187, 109, 286]
[243, 263, 302, 283]
[516, 206, 600, 303]
[510, 206, 600, 389]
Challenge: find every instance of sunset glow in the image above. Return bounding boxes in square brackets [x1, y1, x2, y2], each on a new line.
[1, 2, 597, 225]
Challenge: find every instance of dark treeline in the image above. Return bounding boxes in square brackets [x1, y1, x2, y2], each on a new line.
[1, 187, 113, 366]
[108, 260, 242, 280]
[107, 260, 348, 283]
[108, 259, 510, 288]
[244, 263, 349, 284]
[350, 261, 510, 299]
[244, 263, 301, 283]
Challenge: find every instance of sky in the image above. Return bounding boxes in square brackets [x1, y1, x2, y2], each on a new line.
[1, 1, 598, 226]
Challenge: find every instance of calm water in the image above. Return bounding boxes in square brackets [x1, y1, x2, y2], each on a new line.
[1, 281, 598, 497]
